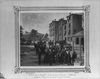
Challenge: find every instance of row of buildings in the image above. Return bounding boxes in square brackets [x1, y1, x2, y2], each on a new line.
[49, 13, 84, 57]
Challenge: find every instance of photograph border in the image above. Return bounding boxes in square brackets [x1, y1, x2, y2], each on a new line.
[14, 5, 91, 73]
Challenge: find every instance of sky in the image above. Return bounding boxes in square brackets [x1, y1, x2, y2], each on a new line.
[20, 13, 69, 34]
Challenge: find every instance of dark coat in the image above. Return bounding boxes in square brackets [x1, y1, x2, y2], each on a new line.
[67, 51, 71, 65]
[72, 51, 77, 61]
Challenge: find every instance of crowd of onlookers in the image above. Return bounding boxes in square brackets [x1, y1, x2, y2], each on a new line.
[34, 41, 77, 66]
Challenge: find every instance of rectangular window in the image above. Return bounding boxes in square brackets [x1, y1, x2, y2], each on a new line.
[68, 30, 71, 35]
[76, 37, 79, 44]
[64, 25, 66, 30]
[81, 38, 84, 45]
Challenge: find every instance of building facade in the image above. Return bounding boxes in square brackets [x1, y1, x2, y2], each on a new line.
[73, 30, 84, 58]
[49, 20, 59, 42]
[63, 23, 67, 42]
[66, 14, 83, 44]
[58, 18, 67, 41]
[65, 13, 84, 58]
[49, 13, 84, 56]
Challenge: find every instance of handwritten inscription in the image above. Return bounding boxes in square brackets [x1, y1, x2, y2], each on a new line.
[28, 73, 75, 79]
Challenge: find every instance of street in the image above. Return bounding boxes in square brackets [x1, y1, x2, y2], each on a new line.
[20, 45, 83, 66]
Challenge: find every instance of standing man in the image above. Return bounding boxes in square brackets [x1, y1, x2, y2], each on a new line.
[43, 48, 49, 64]
[34, 42, 38, 55]
[61, 48, 66, 64]
[48, 48, 53, 66]
[67, 51, 71, 65]
[37, 42, 42, 65]
[37, 48, 42, 65]
[72, 51, 77, 66]
[65, 48, 68, 64]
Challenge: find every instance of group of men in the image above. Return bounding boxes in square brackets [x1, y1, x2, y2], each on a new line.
[34, 41, 77, 66]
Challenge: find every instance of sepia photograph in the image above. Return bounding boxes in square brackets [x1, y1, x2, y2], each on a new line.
[20, 12, 84, 67]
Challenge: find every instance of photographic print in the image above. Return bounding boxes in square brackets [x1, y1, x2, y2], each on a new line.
[20, 12, 84, 66]
[14, 6, 90, 73]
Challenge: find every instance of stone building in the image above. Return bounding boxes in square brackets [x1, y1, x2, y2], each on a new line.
[49, 20, 59, 42]
[66, 14, 83, 44]
[66, 13, 84, 58]
[58, 18, 67, 41]
[63, 22, 67, 42]
[30, 29, 38, 42]
[22, 29, 44, 43]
